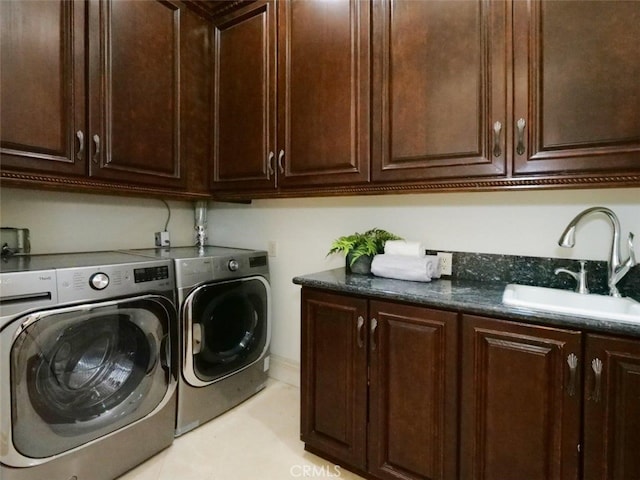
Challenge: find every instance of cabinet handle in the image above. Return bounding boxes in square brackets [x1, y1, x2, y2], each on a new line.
[590, 357, 603, 403]
[277, 149, 285, 174]
[267, 151, 275, 180]
[76, 130, 85, 160]
[566, 353, 578, 397]
[516, 118, 526, 155]
[92, 134, 101, 164]
[492, 121, 502, 158]
[356, 316, 365, 349]
[370, 317, 378, 351]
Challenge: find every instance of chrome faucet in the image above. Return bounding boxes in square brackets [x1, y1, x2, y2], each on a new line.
[558, 206, 636, 297]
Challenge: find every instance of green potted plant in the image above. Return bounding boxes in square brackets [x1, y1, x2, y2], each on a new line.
[327, 228, 402, 274]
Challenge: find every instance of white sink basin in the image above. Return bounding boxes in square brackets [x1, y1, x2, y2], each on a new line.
[502, 284, 640, 324]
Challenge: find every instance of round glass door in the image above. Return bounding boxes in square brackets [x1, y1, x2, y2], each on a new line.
[188, 277, 269, 383]
[10, 296, 174, 459]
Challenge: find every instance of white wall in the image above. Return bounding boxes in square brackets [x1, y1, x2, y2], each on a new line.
[2, 186, 639, 375]
[209, 188, 640, 367]
[0, 187, 197, 252]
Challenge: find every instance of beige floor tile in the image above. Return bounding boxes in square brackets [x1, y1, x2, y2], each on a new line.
[119, 380, 365, 480]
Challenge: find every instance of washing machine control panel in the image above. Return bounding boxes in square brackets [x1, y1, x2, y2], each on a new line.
[134, 265, 170, 283]
[56, 260, 174, 304]
[89, 272, 110, 290]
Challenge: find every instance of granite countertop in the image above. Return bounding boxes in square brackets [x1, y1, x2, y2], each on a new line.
[293, 268, 640, 338]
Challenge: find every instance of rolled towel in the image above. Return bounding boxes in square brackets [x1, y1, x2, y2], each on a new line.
[384, 240, 425, 257]
[371, 254, 439, 283]
[425, 255, 441, 279]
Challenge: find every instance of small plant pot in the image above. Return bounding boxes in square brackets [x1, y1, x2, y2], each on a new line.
[346, 254, 373, 274]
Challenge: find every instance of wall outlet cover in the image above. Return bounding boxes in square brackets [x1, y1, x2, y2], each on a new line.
[437, 252, 453, 276]
[155, 231, 170, 247]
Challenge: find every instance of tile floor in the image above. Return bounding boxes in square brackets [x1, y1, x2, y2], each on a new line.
[119, 380, 365, 480]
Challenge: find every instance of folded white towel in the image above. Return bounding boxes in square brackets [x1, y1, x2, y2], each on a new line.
[371, 254, 439, 282]
[384, 240, 425, 257]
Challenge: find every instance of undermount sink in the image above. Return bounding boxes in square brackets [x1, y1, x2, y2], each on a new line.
[502, 284, 640, 323]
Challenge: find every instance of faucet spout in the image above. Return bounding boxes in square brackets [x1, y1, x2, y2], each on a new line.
[558, 207, 636, 297]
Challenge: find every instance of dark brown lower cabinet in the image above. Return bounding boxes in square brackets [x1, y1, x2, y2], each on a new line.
[301, 288, 640, 480]
[300, 289, 368, 470]
[460, 315, 582, 480]
[301, 288, 458, 480]
[368, 301, 458, 480]
[583, 335, 640, 480]
[461, 315, 640, 480]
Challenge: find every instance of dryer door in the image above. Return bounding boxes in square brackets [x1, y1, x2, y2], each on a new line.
[6, 295, 175, 460]
[184, 276, 270, 386]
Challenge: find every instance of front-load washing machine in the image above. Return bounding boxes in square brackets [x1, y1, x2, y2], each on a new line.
[0, 252, 177, 480]
[124, 246, 271, 436]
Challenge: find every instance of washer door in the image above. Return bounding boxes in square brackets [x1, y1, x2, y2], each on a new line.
[9, 296, 174, 459]
[184, 276, 270, 386]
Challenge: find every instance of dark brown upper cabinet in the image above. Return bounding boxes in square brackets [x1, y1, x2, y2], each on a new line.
[212, 0, 370, 193]
[512, 0, 640, 179]
[371, 0, 508, 183]
[211, 1, 276, 192]
[0, 0, 86, 177]
[87, 0, 185, 189]
[1, 0, 211, 197]
[372, 0, 640, 187]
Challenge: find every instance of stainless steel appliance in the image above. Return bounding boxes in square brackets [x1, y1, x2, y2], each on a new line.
[0, 252, 177, 480]
[125, 246, 270, 436]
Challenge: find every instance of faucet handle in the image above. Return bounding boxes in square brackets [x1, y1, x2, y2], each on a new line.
[555, 261, 589, 294]
[628, 232, 636, 266]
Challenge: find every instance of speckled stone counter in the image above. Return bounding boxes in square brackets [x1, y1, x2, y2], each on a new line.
[293, 268, 640, 338]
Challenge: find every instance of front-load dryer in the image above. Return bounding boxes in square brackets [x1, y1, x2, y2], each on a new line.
[123, 246, 271, 436]
[0, 252, 177, 480]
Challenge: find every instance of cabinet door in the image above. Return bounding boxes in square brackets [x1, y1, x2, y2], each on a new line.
[277, 0, 370, 188]
[300, 289, 368, 471]
[181, 6, 213, 196]
[460, 315, 581, 480]
[512, 0, 640, 177]
[211, 0, 277, 192]
[0, 0, 86, 176]
[368, 302, 458, 480]
[584, 334, 640, 480]
[371, 0, 507, 183]
[87, 0, 184, 188]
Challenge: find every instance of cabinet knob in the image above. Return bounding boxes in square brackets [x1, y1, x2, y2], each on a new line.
[516, 118, 526, 156]
[590, 357, 603, 403]
[492, 121, 502, 158]
[92, 134, 101, 164]
[566, 353, 578, 397]
[357, 316, 365, 349]
[370, 317, 378, 351]
[277, 149, 285, 174]
[76, 130, 85, 161]
[267, 151, 275, 180]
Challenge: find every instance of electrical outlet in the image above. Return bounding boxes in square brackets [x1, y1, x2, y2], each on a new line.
[267, 240, 278, 257]
[437, 252, 453, 276]
[154, 231, 170, 247]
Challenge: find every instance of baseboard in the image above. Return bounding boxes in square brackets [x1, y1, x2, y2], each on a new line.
[268, 354, 300, 387]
